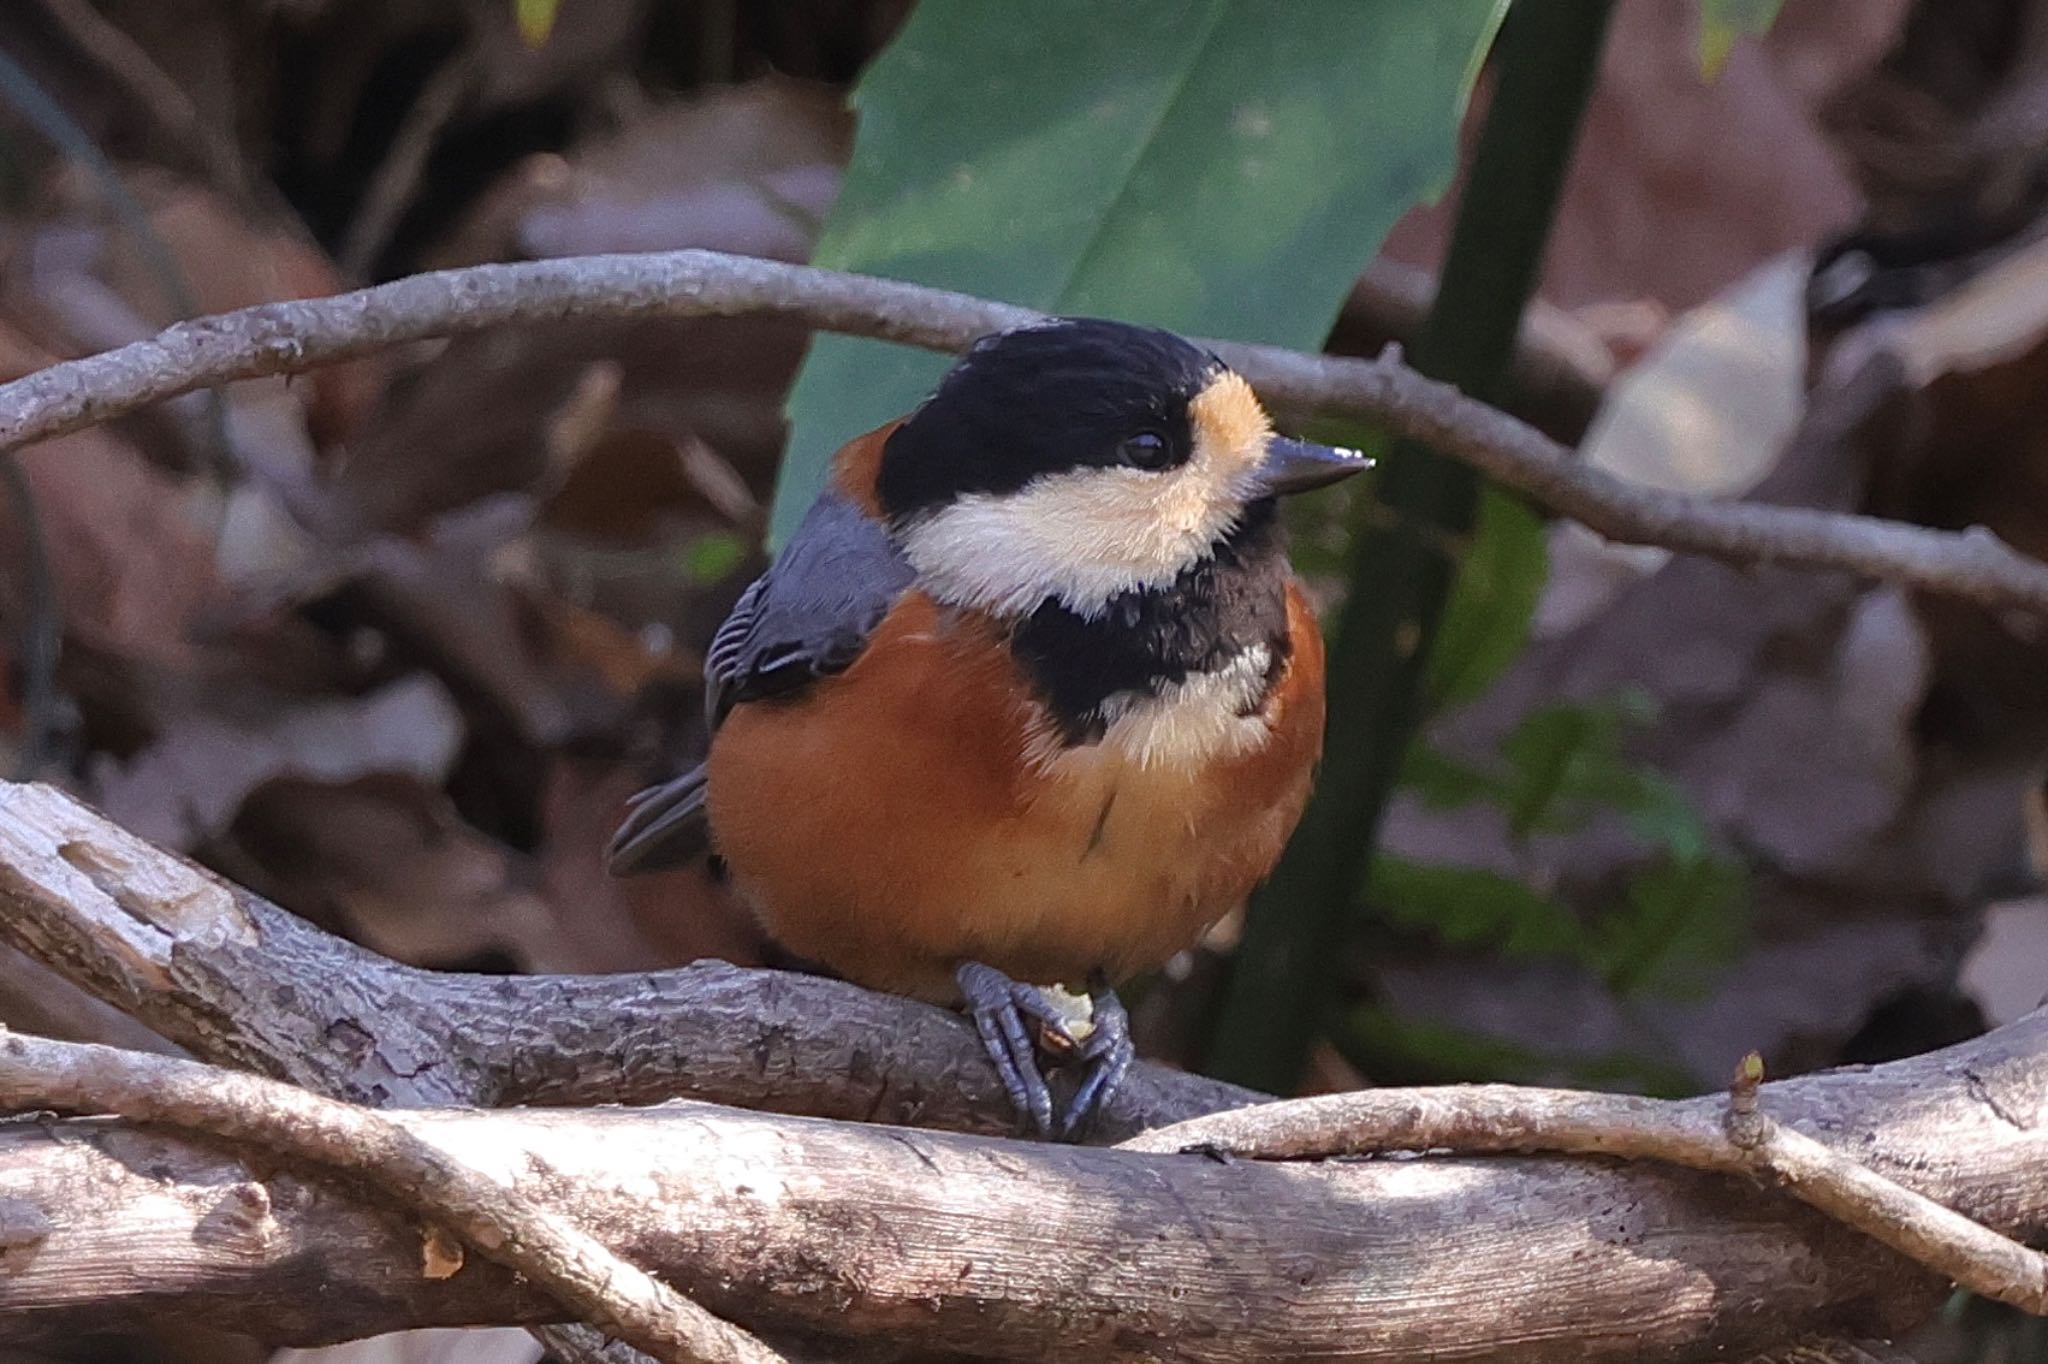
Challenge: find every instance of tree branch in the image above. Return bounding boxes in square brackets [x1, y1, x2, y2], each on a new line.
[0, 1030, 783, 1364]
[0, 781, 1251, 1133]
[0, 1058, 2037, 1357]
[0, 250, 2042, 614]
[0, 780, 2043, 1358]
[1123, 1059, 2048, 1317]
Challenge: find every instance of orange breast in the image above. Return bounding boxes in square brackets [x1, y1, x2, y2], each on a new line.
[703, 587, 1325, 1002]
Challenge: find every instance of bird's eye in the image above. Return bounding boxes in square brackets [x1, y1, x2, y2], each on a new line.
[1117, 431, 1173, 471]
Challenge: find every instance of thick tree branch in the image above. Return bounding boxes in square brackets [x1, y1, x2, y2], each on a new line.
[0, 781, 1251, 1132]
[0, 1058, 2040, 1358]
[1124, 1064, 2048, 1317]
[0, 1030, 783, 1364]
[0, 780, 2044, 1358]
[0, 250, 2042, 614]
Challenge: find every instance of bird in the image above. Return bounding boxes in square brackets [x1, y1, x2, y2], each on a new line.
[607, 316, 1370, 1137]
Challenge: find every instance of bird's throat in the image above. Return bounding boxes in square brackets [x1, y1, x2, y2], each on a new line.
[1008, 501, 1292, 752]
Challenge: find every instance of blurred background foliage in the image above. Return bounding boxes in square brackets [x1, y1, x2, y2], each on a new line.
[775, 0, 1506, 542]
[2, 0, 2047, 1360]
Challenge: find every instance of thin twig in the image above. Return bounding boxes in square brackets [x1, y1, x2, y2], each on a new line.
[1720, 1054, 2048, 1317]
[0, 1029, 787, 1364]
[0, 461, 60, 778]
[0, 250, 2039, 613]
[337, 44, 480, 280]
[0, 44, 238, 482]
[34, 0, 250, 196]
[1120, 1057, 2048, 1316]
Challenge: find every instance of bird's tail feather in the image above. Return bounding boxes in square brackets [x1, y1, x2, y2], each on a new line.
[606, 764, 711, 874]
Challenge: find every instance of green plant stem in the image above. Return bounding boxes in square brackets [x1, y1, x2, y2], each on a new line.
[1204, 0, 1617, 1092]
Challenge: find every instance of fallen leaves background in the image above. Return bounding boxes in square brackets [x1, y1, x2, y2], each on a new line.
[1, 2, 2046, 1361]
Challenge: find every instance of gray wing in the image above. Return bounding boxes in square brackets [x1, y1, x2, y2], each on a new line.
[607, 491, 914, 875]
[701, 490, 917, 727]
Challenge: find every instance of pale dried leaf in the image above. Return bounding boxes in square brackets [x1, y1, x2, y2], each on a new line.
[1962, 898, 2048, 1027]
[1383, 0, 1881, 311]
[222, 775, 555, 970]
[91, 676, 464, 849]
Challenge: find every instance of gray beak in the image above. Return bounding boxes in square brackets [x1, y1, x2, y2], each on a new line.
[1246, 435, 1375, 497]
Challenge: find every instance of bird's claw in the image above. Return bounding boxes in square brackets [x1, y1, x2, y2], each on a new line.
[956, 961, 1069, 1137]
[1062, 983, 1132, 1139]
[954, 963, 1134, 1140]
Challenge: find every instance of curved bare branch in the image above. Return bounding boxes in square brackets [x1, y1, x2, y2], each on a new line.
[0, 250, 2043, 612]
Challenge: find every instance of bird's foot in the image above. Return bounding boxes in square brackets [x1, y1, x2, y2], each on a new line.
[956, 961, 1069, 1136]
[1061, 977, 1132, 1139]
[954, 962, 1134, 1140]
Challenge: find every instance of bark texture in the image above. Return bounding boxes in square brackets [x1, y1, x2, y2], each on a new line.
[0, 783, 2041, 1359]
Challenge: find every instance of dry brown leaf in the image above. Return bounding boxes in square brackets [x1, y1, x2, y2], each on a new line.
[91, 675, 464, 850]
[0, 427, 218, 671]
[515, 585, 693, 703]
[463, 0, 651, 112]
[539, 426, 758, 543]
[217, 762, 745, 977]
[4, 170, 380, 457]
[325, 314, 804, 544]
[1382, 0, 1903, 313]
[219, 774, 554, 970]
[0, 315, 56, 383]
[333, 79, 843, 542]
[428, 78, 849, 270]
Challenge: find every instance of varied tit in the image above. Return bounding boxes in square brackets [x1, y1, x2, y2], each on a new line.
[608, 318, 1369, 1137]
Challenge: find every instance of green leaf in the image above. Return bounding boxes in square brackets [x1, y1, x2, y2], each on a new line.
[1590, 854, 1748, 996]
[771, 0, 1510, 544]
[1389, 690, 1749, 1001]
[1368, 856, 1582, 958]
[1333, 1002, 1699, 1094]
[1405, 693, 1718, 865]
[1281, 425, 1391, 580]
[1397, 741, 1501, 810]
[1496, 693, 1665, 839]
[514, 0, 559, 48]
[1334, 1002, 1553, 1086]
[1698, 0, 1782, 78]
[1614, 771, 1710, 863]
[679, 530, 748, 586]
[1498, 702, 1610, 837]
[1425, 485, 1548, 709]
